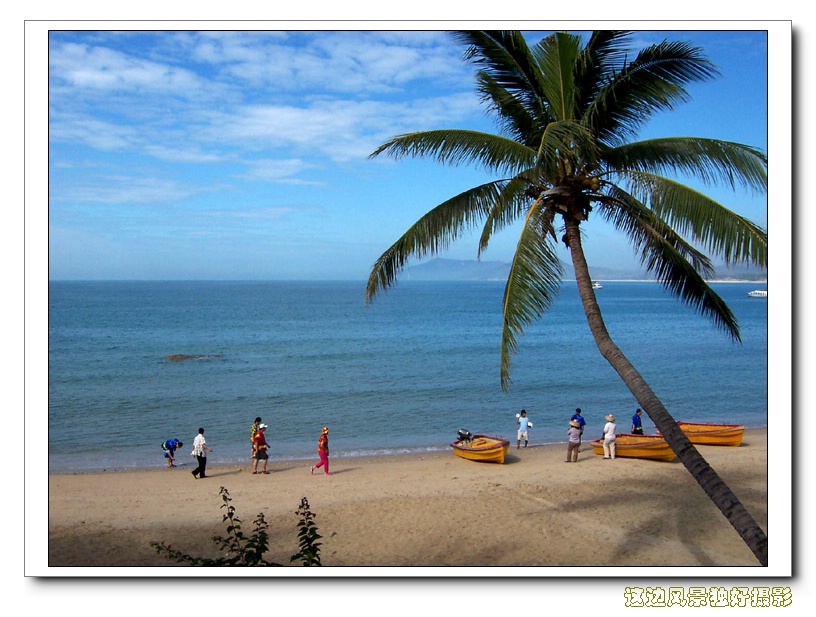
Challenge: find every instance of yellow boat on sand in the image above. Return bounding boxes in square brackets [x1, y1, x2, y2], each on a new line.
[676, 421, 745, 446]
[591, 434, 676, 461]
[450, 431, 510, 464]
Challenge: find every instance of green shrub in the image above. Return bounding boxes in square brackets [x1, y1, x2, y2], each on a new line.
[291, 496, 322, 566]
[150, 486, 322, 566]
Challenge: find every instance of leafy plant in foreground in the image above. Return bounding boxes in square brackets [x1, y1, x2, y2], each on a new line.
[150, 486, 321, 566]
[291, 496, 322, 566]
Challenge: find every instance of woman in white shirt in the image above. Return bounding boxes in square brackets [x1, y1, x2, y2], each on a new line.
[602, 414, 617, 459]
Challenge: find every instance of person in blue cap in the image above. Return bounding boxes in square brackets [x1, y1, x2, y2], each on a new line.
[161, 438, 183, 468]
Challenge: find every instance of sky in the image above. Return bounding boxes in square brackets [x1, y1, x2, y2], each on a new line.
[45, 27, 772, 281]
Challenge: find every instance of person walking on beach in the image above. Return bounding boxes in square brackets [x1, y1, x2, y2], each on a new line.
[566, 420, 582, 462]
[191, 427, 213, 478]
[631, 408, 644, 435]
[250, 417, 262, 457]
[160, 438, 183, 468]
[252, 423, 270, 474]
[516, 409, 532, 449]
[602, 414, 617, 460]
[310, 426, 331, 476]
[570, 408, 586, 447]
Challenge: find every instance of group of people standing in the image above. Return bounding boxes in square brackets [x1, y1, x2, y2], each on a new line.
[161, 420, 331, 478]
[567, 407, 644, 461]
[515, 406, 645, 463]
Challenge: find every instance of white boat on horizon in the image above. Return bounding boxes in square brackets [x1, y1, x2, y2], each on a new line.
[592, 281, 603, 289]
[747, 289, 767, 298]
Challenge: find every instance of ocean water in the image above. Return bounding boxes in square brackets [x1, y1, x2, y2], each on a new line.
[47, 280, 768, 472]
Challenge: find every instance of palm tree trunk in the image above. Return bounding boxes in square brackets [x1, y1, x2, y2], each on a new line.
[563, 219, 768, 566]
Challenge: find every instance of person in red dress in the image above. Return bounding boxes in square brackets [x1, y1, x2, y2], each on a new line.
[311, 426, 331, 476]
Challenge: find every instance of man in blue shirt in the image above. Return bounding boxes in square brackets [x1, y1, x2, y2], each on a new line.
[570, 408, 586, 435]
[161, 438, 183, 468]
[631, 409, 644, 435]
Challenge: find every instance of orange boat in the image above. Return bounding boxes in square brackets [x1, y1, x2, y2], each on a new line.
[591, 434, 676, 461]
[676, 422, 745, 447]
[450, 432, 510, 464]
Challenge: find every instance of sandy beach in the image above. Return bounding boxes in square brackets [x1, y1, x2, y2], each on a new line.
[47, 429, 767, 569]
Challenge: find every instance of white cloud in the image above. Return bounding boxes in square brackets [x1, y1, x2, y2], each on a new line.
[178, 30, 468, 95]
[48, 31, 484, 176]
[212, 92, 483, 163]
[241, 159, 320, 184]
[49, 41, 204, 94]
[53, 176, 195, 205]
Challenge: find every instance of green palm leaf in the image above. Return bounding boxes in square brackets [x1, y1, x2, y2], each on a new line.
[597, 187, 741, 339]
[364, 181, 504, 303]
[606, 137, 768, 192]
[500, 202, 563, 388]
[369, 129, 534, 175]
[619, 170, 768, 267]
[574, 31, 632, 114]
[454, 31, 550, 125]
[477, 174, 533, 255]
[533, 31, 582, 122]
[587, 40, 719, 145]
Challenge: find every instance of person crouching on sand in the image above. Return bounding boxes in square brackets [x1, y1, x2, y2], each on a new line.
[566, 420, 581, 462]
[311, 426, 331, 475]
[161, 438, 183, 468]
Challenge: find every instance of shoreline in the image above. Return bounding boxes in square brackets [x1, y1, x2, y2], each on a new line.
[46, 429, 768, 569]
[47, 423, 769, 475]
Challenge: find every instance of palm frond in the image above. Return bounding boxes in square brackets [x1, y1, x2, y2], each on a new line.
[477, 174, 535, 255]
[597, 187, 741, 340]
[473, 73, 541, 146]
[452, 31, 549, 123]
[500, 205, 564, 389]
[364, 181, 504, 303]
[535, 119, 600, 175]
[605, 137, 767, 192]
[574, 31, 632, 119]
[619, 170, 767, 267]
[369, 129, 535, 176]
[533, 31, 582, 122]
[586, 40, 719, 145]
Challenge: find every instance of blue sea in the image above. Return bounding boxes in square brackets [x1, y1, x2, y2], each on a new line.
[47, 280, 768, 473]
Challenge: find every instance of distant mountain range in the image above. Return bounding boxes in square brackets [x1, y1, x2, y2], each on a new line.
[403, 258, 767, 282]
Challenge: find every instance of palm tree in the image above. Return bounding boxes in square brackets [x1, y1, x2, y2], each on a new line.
[365, 31, 768, 565]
